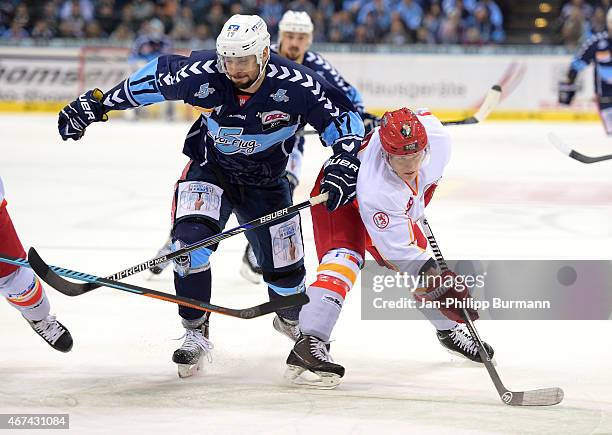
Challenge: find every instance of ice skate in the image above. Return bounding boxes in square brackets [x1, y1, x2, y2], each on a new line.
[173, 315, 213, 378]
[437, 323, 494, 363]
[27, 314, 73, 353]
[273, 315, 300, 342]
[285, 334, 344, 389]
[240, 244, 263, 284]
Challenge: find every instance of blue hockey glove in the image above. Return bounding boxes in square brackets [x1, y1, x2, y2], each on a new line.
[321, 152, 360, 211]
[558, 81, 577, 106]
[58, 88, 108, 141]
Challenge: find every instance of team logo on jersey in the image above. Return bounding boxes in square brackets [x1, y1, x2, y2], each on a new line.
[270, 89, 290, 102]
[373, 212, 389, 229]
[194, 83, 215, 99]
[260, 110, 291, 130]
[211, 126, 260, 155]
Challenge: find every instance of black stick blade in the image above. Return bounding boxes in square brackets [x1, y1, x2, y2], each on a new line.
[28, 247, 97, 296]
[549, 132, 612, 164]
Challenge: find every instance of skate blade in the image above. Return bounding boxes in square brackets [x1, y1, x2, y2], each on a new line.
[240, 262, 262, 284]
[444, 349, 497, 366]
[177, 357, 205, 379]
[284, 365, 341, 390]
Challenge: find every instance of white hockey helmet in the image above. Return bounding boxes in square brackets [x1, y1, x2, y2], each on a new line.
[278, 10, 314, 34]
[607, 8, 612, 30]
[216, 14, 270, 74]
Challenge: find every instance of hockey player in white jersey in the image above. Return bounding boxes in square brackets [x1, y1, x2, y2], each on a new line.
[284, 108, 493, 387]
[0, 176, 73, 352]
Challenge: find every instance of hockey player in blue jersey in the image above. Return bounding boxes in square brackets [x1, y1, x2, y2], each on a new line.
[240, 10, 379, 285]
[128, 18, 172, 64]
[559, 8, 612, 135]
[57, 14, 365, 379]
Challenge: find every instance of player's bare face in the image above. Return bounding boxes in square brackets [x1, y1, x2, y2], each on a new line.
[387, 150, 426, 183]
[224, 55, 260, 89]
[279, 32, 311, 62]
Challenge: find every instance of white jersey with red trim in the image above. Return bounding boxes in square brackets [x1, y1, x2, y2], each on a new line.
[356, 110, 451, 268]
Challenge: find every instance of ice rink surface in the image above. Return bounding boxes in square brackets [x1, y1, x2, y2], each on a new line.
[1, 114, 611, 434]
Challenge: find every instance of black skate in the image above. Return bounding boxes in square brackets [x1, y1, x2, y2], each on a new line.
[240, 244, 262, 284]
[149, 237, 172, 275]
[173, 314, 213, 378]
[273, 315, 300, 342]
[285, 335, 344, 389]
[437, 324, 494, 363]
[28, 315, 73, 353]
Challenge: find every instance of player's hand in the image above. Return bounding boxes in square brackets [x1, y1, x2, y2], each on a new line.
[320, 152, 360, 212]
[361, 112, 380, 135]
[414, 269, 479, 323]
[558, 81, 577, 106]
[58, 88, 108, 141]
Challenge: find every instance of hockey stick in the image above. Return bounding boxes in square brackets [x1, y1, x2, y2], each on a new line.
[299, 84, 502, 136]
[19, 192, 328, 296]
[548, 132, 612, 164]
[0, 250, 308, 319]
[420, 218, 564, 406]
[441, 84, 502, 125]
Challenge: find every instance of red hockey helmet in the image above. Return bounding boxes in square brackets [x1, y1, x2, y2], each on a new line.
[379, 108, 428, 156]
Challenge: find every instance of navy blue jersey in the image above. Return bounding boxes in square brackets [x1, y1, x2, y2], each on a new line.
[569, 32, 612, 98]
[101, 51, 364, 185]
[271, 44, 364, 113]
[302, 51, 364, 113]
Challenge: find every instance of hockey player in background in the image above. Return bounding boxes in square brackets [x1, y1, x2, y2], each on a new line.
[282, 108, 493, 388]
[239, 10, 380, 285]
[559, 8, 612, 135]
[0, 176, 73, 353]
[56, 14, 364, 378]
[129, 18, 172, 64]
[127, 18, 173, 121]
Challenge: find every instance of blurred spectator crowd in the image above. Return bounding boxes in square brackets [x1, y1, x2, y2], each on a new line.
[0, 0, 504, 45]
[560, 0, 611, 48]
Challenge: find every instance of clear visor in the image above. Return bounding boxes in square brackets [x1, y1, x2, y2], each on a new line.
[385, 145, 429, 174]
[218, 54, 259, 70]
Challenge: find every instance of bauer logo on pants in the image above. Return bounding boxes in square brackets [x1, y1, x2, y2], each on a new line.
[269, 215, 304, 268]
[175, 181, 223, 222]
